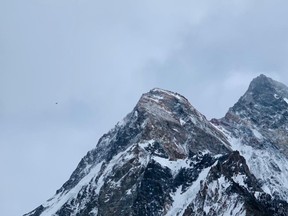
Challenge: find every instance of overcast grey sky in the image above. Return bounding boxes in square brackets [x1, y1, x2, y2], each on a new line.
[1, 1, 288, 215]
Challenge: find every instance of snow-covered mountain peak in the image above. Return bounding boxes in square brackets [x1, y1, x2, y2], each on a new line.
[222, 74, 288, 130]
[213, 75, 288, 202]
[248, 74, 288, 94]
[134, 88, 231, 157]
[238, 74, 288, 106]
[25, 78, 288, 216]
[249, 73, 273, 88]
[136, 88, 192, 119]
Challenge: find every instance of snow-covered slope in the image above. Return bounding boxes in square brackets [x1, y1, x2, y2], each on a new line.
[212, 74, 288, 202]
[25, 78, 288, 216]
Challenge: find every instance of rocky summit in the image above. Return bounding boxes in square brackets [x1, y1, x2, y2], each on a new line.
[25, 75, 288, 216]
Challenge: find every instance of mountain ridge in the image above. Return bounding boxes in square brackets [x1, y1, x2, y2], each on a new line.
[25, 75, 288, 216]
[212, 74, 288, 202]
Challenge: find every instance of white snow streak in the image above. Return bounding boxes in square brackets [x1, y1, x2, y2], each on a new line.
[41, 161, 104, 216]
[166, 166, 211, 216]
[251, 129, 263, 140]
[152, 156, 190, 176]
[215, 125, 288, 201]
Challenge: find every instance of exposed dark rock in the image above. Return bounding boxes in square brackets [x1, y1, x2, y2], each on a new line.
[25, 79, 288, 216]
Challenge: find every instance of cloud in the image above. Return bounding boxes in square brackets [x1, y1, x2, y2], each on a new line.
[143, 0, 288, 117]
[1, 1, 288, 215]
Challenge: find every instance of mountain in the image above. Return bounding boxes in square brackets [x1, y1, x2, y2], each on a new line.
[25, 76, 288, 216]
[212, 74, 288, 202]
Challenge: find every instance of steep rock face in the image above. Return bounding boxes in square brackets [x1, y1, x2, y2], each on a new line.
[192, 151, 288, 216]
[58, 88, 231, 195]
[25, 83, 288, 216]
[212, 74, 288, 201]
[25, 88, 233, 216]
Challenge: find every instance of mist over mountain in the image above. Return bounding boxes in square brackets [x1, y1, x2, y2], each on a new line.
[25, 75, 288, 216]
